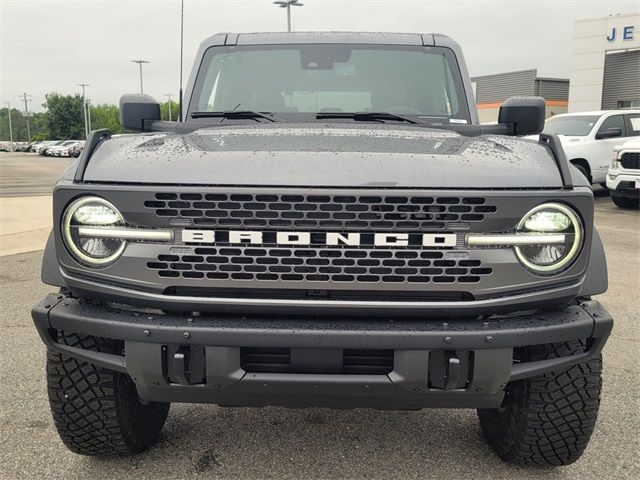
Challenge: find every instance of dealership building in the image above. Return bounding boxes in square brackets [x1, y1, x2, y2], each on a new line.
[471, 70, 569, 123]
[471, 12, 638, 122]
[569, 13, 639, 112]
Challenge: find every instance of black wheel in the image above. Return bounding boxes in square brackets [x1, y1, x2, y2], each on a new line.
[47, 332, 170, 456]
[477, 340, 602, 466]
[611, 194, 639, 209]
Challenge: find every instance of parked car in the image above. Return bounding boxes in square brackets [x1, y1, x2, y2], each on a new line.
[48, 140, 80, 156]
[0, 142, 14, 152]
[540, 110, 640, 185]
[13, 142, 31, 152]
[67, 141, 85, 157]
[607, 137, 640, 208]
[30, 141, 47, 152]
[38, 140, 62, 155]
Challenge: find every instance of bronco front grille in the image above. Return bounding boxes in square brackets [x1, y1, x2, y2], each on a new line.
[146, 247, 493, 284]
[620, 152, 640, 170]
[144, 193, 497, 230]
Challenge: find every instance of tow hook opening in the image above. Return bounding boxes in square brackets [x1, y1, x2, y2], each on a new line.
[428, 350, 473, 390]
[164, 345, 207, 386]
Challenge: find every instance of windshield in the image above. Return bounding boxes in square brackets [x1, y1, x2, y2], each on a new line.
[189, 44, 470, 122]
[542, 115, 600, 136]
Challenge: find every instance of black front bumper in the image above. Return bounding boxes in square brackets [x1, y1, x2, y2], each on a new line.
[32, 293, 613, 409]
[613, 181, 640, 199]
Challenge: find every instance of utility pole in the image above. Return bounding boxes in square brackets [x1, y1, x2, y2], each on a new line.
[87, 98, 92, 133]
[19, 93, 32, 142]
[273, 0, 304, 32]
[78, 83, 90, 139]
[4, 102, 13, 143]
[131, 59, 150, 94]
[164, 94, 174, 121]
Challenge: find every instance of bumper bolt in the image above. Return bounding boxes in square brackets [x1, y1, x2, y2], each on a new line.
[444, 336, 452, 344]
[183, 332, 191, 339]
[485, 335, 494, 343]
[143, 330, 150, 336]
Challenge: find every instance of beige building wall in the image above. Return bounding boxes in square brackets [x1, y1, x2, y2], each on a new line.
[476, 102, 567, 124]
[569, 13, 640, 112]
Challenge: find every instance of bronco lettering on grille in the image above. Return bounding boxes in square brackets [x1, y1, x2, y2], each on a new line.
[181, 230, 457, 247]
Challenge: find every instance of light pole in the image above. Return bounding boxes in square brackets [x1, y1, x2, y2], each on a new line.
[87, 98, 92, 132]
[131, 59, 150, 94]
[273, 0, 304, 32]
[19, 93, 32, 142]
[78, 83, 90, 139]
[165, 94, 174, 121]
[4, 102, 13, 143]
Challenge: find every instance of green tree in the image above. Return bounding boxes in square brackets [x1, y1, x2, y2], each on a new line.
[89, 104, 125, 134]
[43, 93, 85, 140]
[0, 108, 45, 141]
[160, 100, 179, 122]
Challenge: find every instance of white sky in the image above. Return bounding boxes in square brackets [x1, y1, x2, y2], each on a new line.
[1, 0, 638, 112]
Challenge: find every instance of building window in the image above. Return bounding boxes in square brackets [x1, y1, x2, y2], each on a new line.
[618, 100, 640, 109]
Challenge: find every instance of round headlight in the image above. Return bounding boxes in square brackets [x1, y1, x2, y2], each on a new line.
[62, 197, 126, 266]
[515, 203, 583, 273]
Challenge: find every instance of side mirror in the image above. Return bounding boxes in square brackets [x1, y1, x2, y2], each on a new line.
[498, 96, 545, 136]
[595, 127, 623, 139]
[119, 94, 161, 131]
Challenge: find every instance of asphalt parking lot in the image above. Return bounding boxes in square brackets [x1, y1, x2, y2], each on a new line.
[0, 153, 638, 479]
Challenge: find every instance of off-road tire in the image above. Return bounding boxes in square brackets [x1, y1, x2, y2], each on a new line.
[47, 332, 170, 456]
[477, 340, 602, 466]
[611, 194, 640, 209]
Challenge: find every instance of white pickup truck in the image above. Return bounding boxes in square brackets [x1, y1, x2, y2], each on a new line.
[540, 110, 640, 185]
[607, 137, 640, 208]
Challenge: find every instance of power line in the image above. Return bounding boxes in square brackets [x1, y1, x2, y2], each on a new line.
[4, 102, 13, 143]
[78, 83, 90, 139]
[165, 94, 174, 121]
[19, 93, 32, 142]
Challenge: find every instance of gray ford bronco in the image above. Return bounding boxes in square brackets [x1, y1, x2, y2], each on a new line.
[33, 32, 613, 466]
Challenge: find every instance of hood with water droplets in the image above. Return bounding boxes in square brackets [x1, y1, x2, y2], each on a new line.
[82, 123, 562, 188]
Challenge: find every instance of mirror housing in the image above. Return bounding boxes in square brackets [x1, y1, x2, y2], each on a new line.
[119, 94, 161, 131]
[498, 96, 546, 136]
[595, 127, 623, 139]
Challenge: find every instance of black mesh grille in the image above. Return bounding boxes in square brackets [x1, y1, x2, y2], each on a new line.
[147, 248, 492, 284]
[620, 152, 640, 170]
[144, 193, 497, 230]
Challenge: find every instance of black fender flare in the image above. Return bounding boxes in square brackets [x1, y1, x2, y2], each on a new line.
[41, 231, 65, 287]
[581, 227, 608, 296]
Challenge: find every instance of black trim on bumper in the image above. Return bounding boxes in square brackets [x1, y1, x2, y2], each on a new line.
[613, 181, 640, 199]
[32, 293, 613, 409]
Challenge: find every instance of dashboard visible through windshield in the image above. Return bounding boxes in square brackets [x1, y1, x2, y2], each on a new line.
[188, 44, 471, 124]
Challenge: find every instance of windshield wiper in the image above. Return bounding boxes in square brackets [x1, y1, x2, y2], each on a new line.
[191, 111, 277, 122]
[315, 111, 420, 124]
